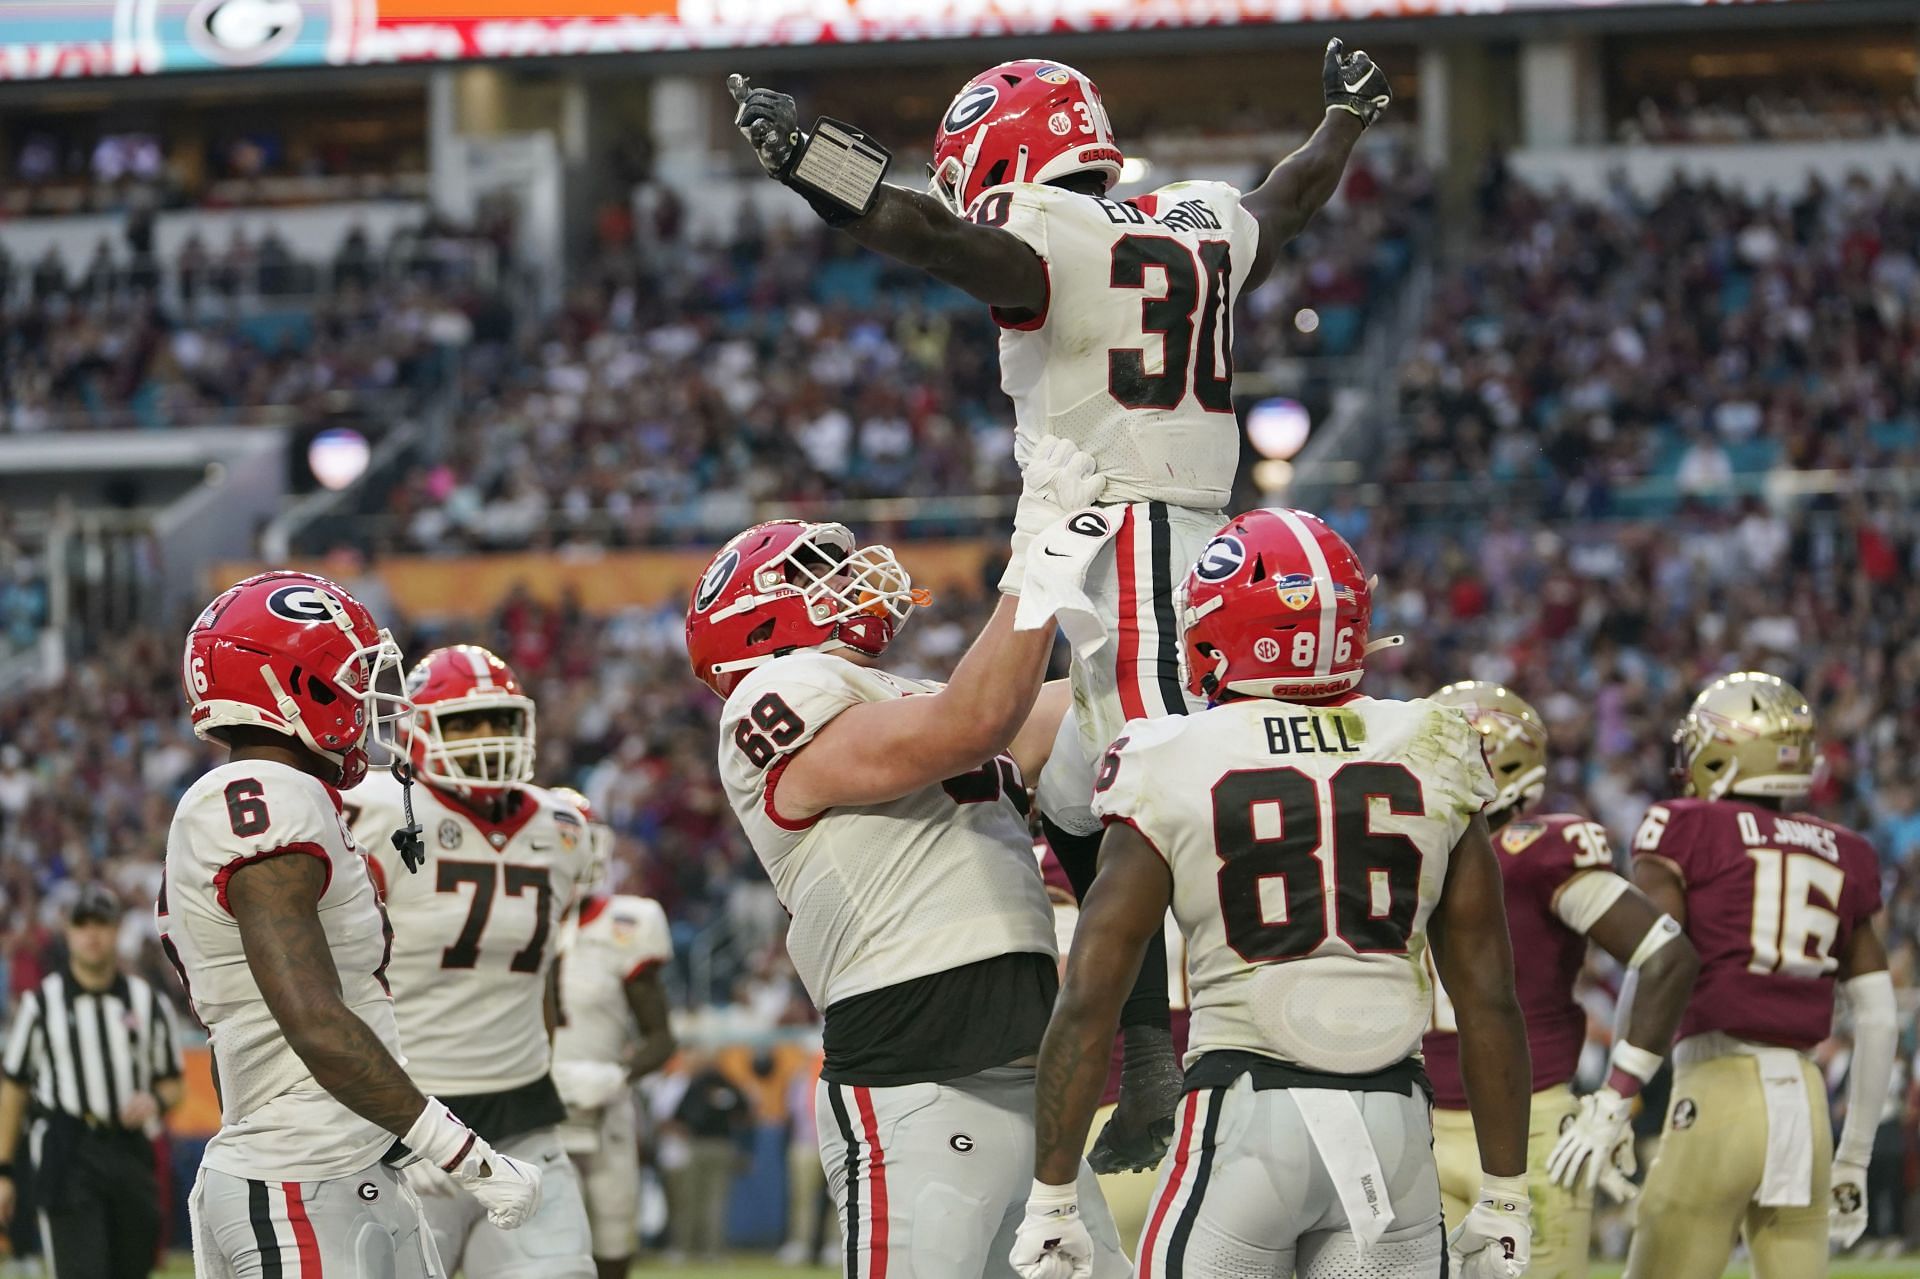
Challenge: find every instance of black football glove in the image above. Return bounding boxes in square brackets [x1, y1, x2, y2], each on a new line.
[1323, 38, 1392, 129]
[727, 74, 891, 227]
[1086, 1025, 1183, 1175]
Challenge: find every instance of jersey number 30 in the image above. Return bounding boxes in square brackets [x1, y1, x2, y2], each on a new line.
[1212, 764, 1424, 961]
[1109, 235, 1234, 414]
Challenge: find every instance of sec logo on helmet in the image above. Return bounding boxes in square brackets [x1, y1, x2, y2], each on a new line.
[1275, 573, 1317, 610]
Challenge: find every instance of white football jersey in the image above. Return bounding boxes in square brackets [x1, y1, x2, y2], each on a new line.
[554, 894, 673, 1067]
[350, 772, 592, 1095]
[718, 651, 1056, 1010]
[1091, 696, 1497, 1075]
[159, 760, 400, 1180]
[978, 179, 1262, 511]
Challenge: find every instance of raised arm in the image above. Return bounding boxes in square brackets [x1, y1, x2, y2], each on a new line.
[1241, 39, 1390, 289]
[727, 75, 1045, 310]
[774, 597, 1057, 819]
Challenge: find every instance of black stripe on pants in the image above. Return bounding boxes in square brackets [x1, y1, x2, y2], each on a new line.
[1165, 1088, 1223, 1277]
[827, 1085, 860, 1279]
[247, 1179, 282, 1279]
[1145, 503, 1187, 716]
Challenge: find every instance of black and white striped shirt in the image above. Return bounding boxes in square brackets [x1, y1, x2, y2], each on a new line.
[2, 969, 183, 1130]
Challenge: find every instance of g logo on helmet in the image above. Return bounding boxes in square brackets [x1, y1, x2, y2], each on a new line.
[186, 0, 306, 67]
[943, 84, 1000, 135]
[266, 584, 342, 623]
[694, 550, 741, 613]
[1194, 535, 1247, 583]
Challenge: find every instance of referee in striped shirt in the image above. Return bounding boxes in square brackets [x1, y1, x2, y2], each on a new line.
[0, 884, 183, 1278]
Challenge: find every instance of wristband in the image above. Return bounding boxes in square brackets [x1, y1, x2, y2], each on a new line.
[1478, 1173, 1529, 1211]
[1606, 1040, 1663, 1098]
[1028, 1178, 1080, 1214]
[786, 117, 891, 227]
[402, 1098, 477, 1172]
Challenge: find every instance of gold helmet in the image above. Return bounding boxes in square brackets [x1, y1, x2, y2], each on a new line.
[1429, 681, 1549, 823]
[1672, 671, 1815, 801]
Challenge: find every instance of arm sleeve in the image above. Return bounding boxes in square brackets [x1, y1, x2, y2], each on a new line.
[2, 994, 38, 1083]
[1836, 969, 1898, 1166]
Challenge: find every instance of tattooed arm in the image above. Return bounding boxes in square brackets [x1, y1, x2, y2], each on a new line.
[228, 853, 429, 1136]
[1032, 821, 1174, 1185]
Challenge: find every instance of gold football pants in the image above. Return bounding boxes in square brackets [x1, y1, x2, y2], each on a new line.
[1433, 1083, 1589, 1279]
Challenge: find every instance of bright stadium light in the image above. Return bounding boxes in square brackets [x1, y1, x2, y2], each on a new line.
[1253, 459, 1294, 494]
[309, 428, 371, 491]
[1246, 397, 1311, 460]
[1119, 158, 1153, 186]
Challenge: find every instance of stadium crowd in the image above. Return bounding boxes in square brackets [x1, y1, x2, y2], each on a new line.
[1396, 167, 1920, 509]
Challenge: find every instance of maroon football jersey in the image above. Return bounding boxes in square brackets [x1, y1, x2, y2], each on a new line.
[1426, 813, 1619, 1108]
[1633, 798, 1882, 1052]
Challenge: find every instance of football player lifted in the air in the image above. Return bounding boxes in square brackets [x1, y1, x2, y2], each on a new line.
[1623, 673, 1896, 1279]
[350, 645, 597, 1279]
[161, 573, 541, 1278]
[687, 443, 1130, 1279]
[548, 787, 677, 1279]
[727, 40, 1392, 1170]
[1016, 510, 1533, 1279]
[1420, 683, 1699, 1279]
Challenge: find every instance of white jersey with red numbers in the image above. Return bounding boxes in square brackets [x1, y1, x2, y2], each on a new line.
[1090, 696, 1497, 1075]
[973, 179, 1262, 511]
[349, 770, 592, 1096]
[717, 651, 1056, 1009]
[554, 895, 672, 1067]
[159, 760, 400, 1180]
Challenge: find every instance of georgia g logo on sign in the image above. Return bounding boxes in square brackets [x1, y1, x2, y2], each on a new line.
[266, 584, 341, 623]
[186, 0, 306, 67]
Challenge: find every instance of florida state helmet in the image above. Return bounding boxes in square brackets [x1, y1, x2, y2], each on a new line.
[1181, 509, 1396, 702]
[1673, 671, 1816, 801]
[930, 60, 1123, 215]
[686, 520, 928, 698]
[550, 786, 614, 894]
[405, 645, 537, 798]
[183, 571, 410, 789]
[1429, 681, 1550, 824]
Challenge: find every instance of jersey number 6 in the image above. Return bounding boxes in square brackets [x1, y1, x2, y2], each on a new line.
[1212, 763, 1425, 962]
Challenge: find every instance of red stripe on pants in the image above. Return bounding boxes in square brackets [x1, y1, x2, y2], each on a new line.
[854, 1088, 889, 1279]
[282, 1182, 323, 1277]
[1138, 1093, 1199, 1278]
[1114, 507, 1148, 721]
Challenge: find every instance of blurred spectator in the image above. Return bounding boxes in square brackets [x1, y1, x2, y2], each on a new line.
[665, 1050, 750, 1261]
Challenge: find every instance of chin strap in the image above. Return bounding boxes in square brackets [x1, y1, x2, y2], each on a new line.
[1364, 634, 1406, 655]
[392, 759, 426, 873]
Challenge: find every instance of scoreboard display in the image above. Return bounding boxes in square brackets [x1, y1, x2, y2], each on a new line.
[0, 0, 1815, 81]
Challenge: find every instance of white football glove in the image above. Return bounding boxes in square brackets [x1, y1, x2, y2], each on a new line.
[1447, 1176, 1531, 1279]
[449, 1144, 544, 1231]
[401, 1098, 544, 1230]
[1595, 1130, 1640, 1205]
[1546, 1086, 1635, 1194]
[1009, 1180, 1094, 1279]
[1830, 1158, 1869, 1250]
[1002, 436, 1108, 596]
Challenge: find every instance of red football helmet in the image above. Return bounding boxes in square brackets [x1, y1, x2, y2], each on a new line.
[1181, 509, 1395, 702]
[686, 520, 928, 697]
[404, 645, 537, 798]
[929, 60, 1123, 215]
[183, 571, 410, 789]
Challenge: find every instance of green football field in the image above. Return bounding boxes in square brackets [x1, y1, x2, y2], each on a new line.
[151, 1255, 1920, 1277]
